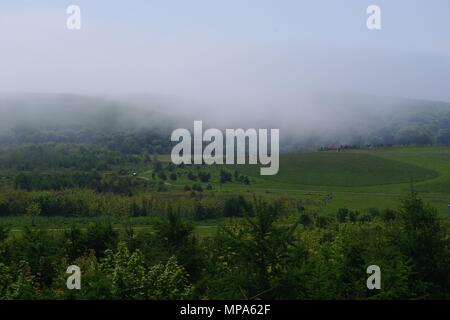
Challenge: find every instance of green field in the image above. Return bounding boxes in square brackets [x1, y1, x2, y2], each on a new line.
[2, 146, 450, 231]
[159, 146, 450, 217]
[239, 152, 437, 187]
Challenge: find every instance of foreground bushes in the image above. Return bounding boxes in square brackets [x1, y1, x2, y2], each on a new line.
[0, 192, 448, 299]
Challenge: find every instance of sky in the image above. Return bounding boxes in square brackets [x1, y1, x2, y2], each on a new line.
[1, 0, 450, 103]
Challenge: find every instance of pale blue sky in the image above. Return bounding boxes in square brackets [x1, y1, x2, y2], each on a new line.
[1, 1, 449, 102]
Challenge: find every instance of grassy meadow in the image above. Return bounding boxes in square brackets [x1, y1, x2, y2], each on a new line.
[155, 146, 450, 217]
[2, 146, 450, 235]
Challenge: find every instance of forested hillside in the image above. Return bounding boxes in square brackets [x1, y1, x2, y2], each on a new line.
[2, 93, 450, 150]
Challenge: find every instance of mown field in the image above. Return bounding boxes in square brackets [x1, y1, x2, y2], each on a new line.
[153, 146, 450, 218]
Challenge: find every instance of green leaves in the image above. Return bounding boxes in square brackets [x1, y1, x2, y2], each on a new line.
[0, 261, 36, 300]
[103, 243, 192, 300]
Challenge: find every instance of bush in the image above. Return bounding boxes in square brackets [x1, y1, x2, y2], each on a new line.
[223, 196, 252, 217]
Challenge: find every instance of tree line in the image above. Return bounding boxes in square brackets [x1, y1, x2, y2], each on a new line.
[0, 192, 448, 299]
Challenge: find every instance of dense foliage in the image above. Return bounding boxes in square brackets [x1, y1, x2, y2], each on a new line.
[0, 190, 448, 300]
